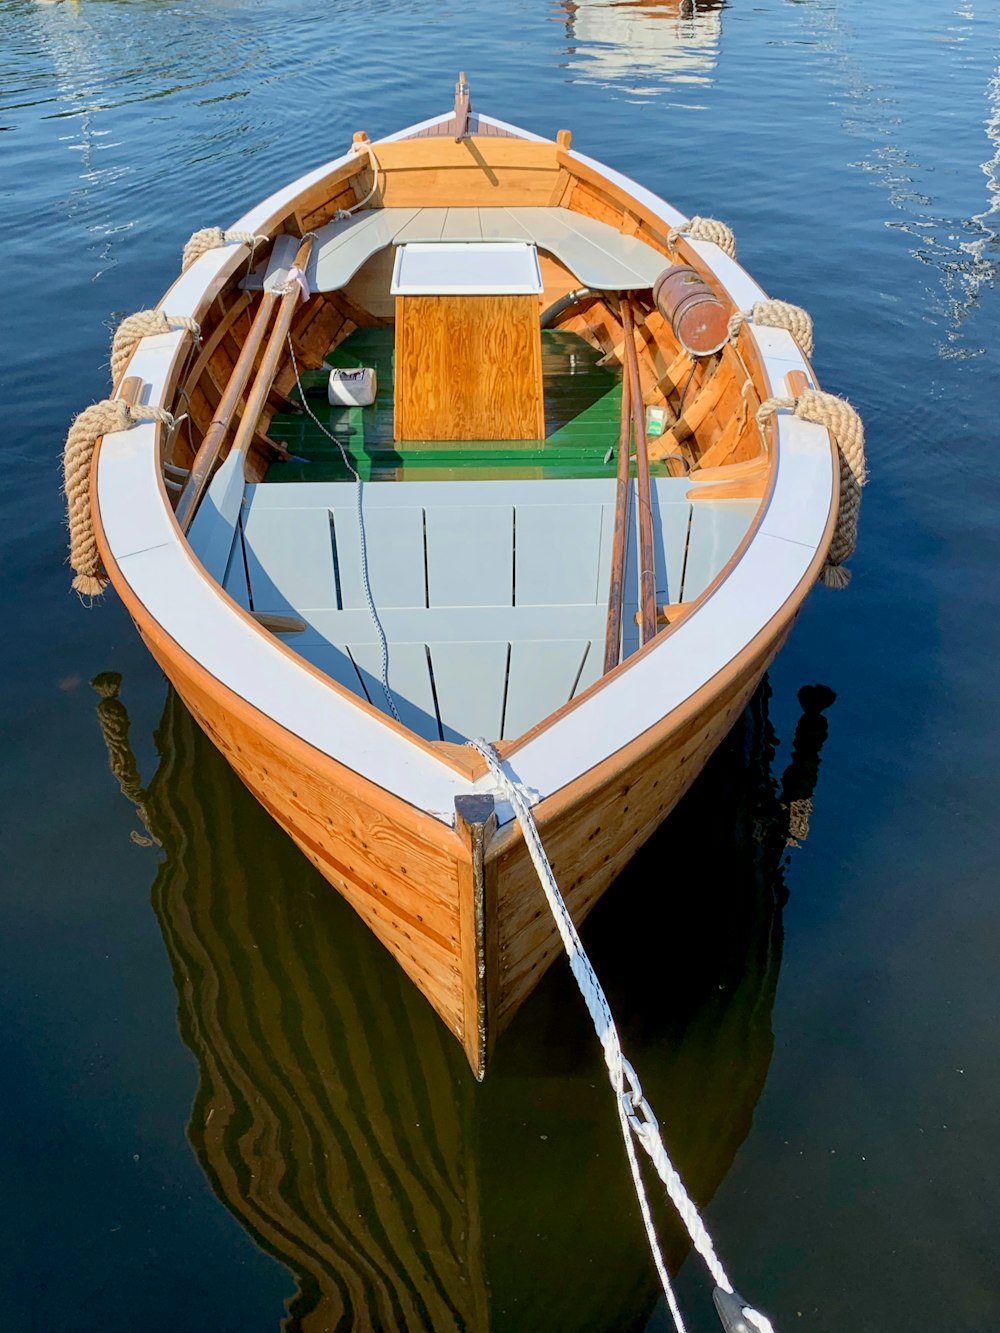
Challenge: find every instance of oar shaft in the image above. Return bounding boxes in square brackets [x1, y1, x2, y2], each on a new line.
[622, 298, 657, 646]
[228, 235, 315, 460]
[603, 349, 633, 674]
[175, 234, 313, 532]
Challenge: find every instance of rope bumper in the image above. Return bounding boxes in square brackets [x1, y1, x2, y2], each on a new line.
[181, 226, 268, 272]
[728, 299, 814, 359]
[110, 310, 200, 385]
[668, 215, 737, 259]
[757, 389, 866, 588]
[63, 397, 176, 597]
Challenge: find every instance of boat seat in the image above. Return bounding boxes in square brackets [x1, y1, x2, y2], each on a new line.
[242, 207, 668, 296]
[209, 479, 758, 741]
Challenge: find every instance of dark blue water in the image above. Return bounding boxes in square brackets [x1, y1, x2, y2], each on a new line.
[3, 0, 1000, 1328]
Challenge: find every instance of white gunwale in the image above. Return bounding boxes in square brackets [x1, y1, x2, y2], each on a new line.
[95, 109, 836, 830]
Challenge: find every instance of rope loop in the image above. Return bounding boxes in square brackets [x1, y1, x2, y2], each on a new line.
[758, 390, 866, 587]
[333, 138, 383, 221]
[63, 397, 177, 597]
[728, 299, 814, 359]
[667, 215, 737, 259]
[110, 310, 201, 385]
[181, 226, 268, 272]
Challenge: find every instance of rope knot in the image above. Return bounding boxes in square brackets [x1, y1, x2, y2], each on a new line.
[757, 390, 866, 588]
[110, 310, 201, 385]
[63, 396, 177, 597]
[181, 226, 268, 272]
[728, 299, 814, 358]
[667, 215, 737, 259]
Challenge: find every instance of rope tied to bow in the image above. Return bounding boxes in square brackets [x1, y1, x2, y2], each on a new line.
[667, 215, 737, 259]
[469, 738, 779, 1333]
[110, 310, 201, 385]
[64, 398, 178, 598]
[757, 389, 866, 588]
[728, 299, 814, 359]
[180, 226, 268, 272]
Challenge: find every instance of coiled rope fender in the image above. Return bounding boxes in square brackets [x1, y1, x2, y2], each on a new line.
[667, 215, 737, 260]
[728, 299, 814, 360]
[468, 738, 778, 1333]
[181, 226, 268, 273]
[110, 310, 201, 386]
[64, 398, 177, 597]
[757, 389, 866, 588]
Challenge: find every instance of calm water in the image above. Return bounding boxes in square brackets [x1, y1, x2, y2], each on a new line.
[3, 0, 1000, 1328]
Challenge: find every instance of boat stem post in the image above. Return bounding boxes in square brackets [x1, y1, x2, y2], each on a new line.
[455, 793, 498, 1080]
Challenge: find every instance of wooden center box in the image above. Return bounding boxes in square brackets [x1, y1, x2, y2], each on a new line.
[391, 242, 545, 442]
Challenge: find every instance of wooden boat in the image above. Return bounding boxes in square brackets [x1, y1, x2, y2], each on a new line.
[92, 671, 828, 1331]
[86, 80, 845, 1078]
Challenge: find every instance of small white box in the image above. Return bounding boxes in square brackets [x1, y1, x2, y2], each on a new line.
[327, 366, 377, 407]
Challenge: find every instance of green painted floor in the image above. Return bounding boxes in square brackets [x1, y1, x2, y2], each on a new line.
[266, 327, 670, 482]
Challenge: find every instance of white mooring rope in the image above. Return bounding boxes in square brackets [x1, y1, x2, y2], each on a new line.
[468, 738, 778, 1333]
[284, 336, 400, 723]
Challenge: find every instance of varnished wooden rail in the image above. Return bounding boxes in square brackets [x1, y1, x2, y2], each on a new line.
[174, 235, 314, 533]
[622, 298, 658, 646]
[603, 344, 633, 674]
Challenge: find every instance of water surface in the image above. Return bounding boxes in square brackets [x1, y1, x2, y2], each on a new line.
[2, 0, 1000, 1328]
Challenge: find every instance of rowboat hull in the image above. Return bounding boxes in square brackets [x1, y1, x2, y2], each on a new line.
[109, 545, 806, 1077]
[89, 101, 837, 1076]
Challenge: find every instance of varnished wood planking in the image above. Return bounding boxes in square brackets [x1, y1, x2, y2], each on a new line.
[394, 295, 545, 441]
[98, 544, 474, 1043]
[369, 137, 562, 209]
[490, 638, 780, 1027]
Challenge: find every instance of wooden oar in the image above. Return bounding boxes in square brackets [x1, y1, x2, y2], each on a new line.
[227, 234, 315, 461]
[174, 234, 314, 533]
[621, 297, 658, 646]
[603, 344, 633, 674]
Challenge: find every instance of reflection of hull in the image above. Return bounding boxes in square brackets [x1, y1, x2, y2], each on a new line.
[561, 0, 724, 90]
[123, 679, 810, 1332]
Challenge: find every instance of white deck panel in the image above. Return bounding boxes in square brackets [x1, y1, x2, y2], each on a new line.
[309, 205, 669, 294]
[390, 242, 543, 296]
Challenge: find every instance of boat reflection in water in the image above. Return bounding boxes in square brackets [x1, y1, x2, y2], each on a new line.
[92, 674, 833, 1332]
[557, 0, 726, 96]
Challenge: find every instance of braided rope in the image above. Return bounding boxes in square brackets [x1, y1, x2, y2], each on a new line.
[469, 739, 778, 1333]
[110, 310, 201, 385]
[667, 215, 737, 259]
[728, 299, 814, 359]
[757, 390, 866, 588]
[64, 398, 177, 597]
[181, 226, 268, 272]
